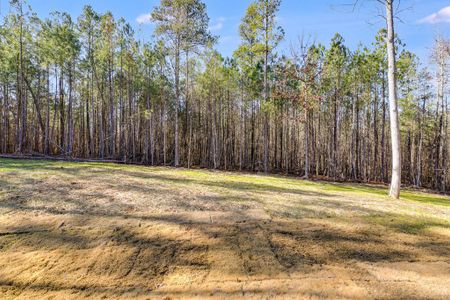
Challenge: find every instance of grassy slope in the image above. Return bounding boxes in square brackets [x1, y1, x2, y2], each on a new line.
[0, 158, 449, 299]
[1, 158, 449, 235]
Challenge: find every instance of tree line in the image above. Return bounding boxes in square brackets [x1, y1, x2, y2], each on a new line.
[0, 0, 448, 193]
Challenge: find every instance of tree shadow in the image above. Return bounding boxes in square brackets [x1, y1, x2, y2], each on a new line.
[1, 203, 448, 298]
[1, 159, 449, 298]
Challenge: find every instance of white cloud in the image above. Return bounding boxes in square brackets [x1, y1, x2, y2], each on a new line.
[419, 6, 450, 24]
[209, 17, 226, 32]
[136, 13, 152, 25]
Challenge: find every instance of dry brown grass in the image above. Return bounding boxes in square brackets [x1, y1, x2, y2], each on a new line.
[0, 159, 449, 299]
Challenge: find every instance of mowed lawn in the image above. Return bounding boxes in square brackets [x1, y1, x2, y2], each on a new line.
[0, 158, 449, 299]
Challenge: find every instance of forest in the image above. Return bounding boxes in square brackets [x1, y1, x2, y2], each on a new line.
[1, 1, 450, 299]
[0, 0, 448, 194]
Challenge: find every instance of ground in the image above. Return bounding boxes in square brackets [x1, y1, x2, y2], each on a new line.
[0, 158, 449, 300]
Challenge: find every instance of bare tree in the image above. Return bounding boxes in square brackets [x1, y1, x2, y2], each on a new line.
[385, 0, 401, 198]
[349, 0, 402, 198]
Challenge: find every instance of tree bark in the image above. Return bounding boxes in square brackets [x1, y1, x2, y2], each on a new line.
[174, 39, 180, 167]
[386, 0, 401, 199]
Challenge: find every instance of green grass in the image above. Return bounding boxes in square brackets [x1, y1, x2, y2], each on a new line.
[1, 157, 449, 238]
[366, 214, 450, 235]
[1, 158, 449, 210]
[318, 181, 449, 207]
[399, 191, 450, 207]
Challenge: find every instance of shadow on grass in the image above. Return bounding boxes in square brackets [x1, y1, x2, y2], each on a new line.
[1, 202, 449, 298]
[97, 168, 334, 200]
[323, 182, 450, 207]
[0, 278, 352, 299]
[365, 213, 450, 235]
[1, 157, 449, 298]
[3, 158, 448, 207]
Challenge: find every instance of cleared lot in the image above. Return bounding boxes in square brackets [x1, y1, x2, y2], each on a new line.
[0, 158, 449, 299]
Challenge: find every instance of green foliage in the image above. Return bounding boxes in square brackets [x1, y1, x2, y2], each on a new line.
[151, 0, 215, 51]
[234, 0, 284, 115]
[0, 0, 446, 192]
[39, 12, 80, 67]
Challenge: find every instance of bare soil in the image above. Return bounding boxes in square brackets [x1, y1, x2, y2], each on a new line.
[0, 159, 449, 299]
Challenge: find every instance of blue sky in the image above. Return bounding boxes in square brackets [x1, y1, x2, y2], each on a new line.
[0, 0, 449, 63]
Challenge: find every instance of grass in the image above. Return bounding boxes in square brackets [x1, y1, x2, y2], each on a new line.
[399, 191, 450, 207]
[366, 214, 450, 235]
[162, 167, 450, 208]
[1, 158, 449, 299]
[0, 157, 449, 228]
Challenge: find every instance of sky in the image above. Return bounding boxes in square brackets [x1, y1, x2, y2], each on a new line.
[0, 0, 449, 64]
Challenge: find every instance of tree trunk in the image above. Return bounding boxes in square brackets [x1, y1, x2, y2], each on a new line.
[59, 69, 65, 153]
[45, 68, 50, 155]
[67, 64, 74, 155]
[109, 49, 115, 158]
[373, 84, 379, 181]
[386, 0, 401, 199]
[381, 73, 387, 182]
[263, 3, 270, 173]
[174, 40, 180, 167]
[304, 108, 310, 178]
[416, 95, 425, 187]
[351, 92, 358, 180]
